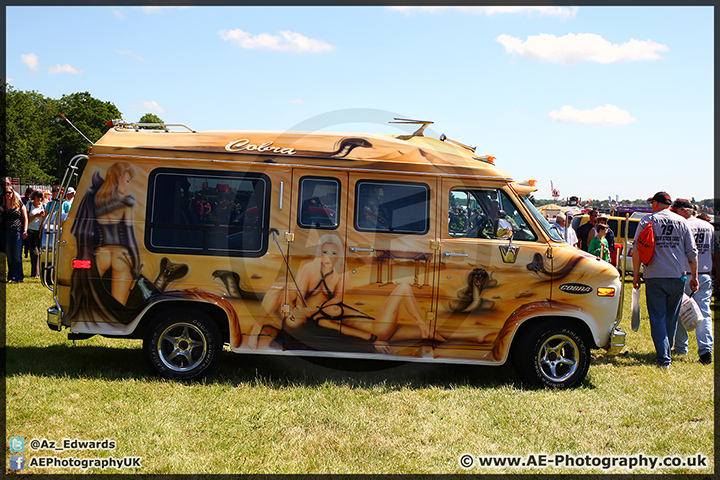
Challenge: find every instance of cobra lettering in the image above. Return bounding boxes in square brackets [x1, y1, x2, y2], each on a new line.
[559, 283, 592, 294]
[225, 139, 296, 155]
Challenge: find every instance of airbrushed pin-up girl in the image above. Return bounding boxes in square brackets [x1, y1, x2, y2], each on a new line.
[67, 162, 141, 325]
[250, 234, 442, 352]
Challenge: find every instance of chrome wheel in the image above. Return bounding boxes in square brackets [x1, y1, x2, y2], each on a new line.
[157, 322, 208, 372]
[144, 308, 222, 380]
[512, 320, 590, 389]
[537, 334, 579, 383]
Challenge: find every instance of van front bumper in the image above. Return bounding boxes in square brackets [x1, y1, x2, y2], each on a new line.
[606, 327, 626, 355]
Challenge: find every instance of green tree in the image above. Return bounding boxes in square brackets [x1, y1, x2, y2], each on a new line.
[137, 113, 165, 130]
[49, 92, 122, 181]
[5, 86, 57, 182]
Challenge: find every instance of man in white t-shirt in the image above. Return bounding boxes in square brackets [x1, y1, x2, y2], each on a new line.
[552, 213, 578, 248]
[670, 198, 713, 364]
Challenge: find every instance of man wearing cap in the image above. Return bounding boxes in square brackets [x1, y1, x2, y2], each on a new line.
[670, 198, 713, 364]
[61, 187, 76, 214]
[633, 191, 698, 368]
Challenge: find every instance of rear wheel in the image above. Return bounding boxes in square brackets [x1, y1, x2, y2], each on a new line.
[513, 320, 590, 388]
[144, 308, 222, 380]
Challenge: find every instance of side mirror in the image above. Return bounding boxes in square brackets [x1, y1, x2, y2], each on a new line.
[495, 217, 514, 240]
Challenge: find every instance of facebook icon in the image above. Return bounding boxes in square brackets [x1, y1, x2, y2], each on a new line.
[9, 454, 25, 470]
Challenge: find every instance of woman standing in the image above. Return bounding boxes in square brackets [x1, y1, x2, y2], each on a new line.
[26, 190, 47, 278]
[2, 185, 29, 283]
[588, 223, 611, 262]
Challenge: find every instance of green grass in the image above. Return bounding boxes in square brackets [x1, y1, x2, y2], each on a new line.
[4, 257, 715, 474]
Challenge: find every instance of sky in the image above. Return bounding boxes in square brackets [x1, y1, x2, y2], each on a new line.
[5, 5, 715, 202]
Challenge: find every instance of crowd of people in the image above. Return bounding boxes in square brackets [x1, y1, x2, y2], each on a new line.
[551, 196, 714, 368]
[1, 178, 75, 283]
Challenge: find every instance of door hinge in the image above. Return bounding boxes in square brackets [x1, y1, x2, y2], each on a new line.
[284, 232, 295, 243]
[429, 240, 440, 250]
[546, 246, 554, 259]
[281, 304, 291, 315]
[425, 311, 435, 321]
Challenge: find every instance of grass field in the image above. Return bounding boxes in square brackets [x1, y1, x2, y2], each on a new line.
[4, 257, 715, 474]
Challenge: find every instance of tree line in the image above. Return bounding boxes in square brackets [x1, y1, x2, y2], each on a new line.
[4, 84, 162, 183]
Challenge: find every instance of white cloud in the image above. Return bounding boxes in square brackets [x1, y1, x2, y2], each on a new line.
[48, 64, 82, 74]
[390, 6, 578, 19]
[131, 100, 166, 115]
[6, 77, 14, 84]
[219, 29, 335, 53]
[112, 8, 124, 19]
[21, 53, 40, 71]
[290, 98, 304, 104]
[549, 104, 637, 126]
[496, 33, 669, 64]
[117, 50, 145, 62]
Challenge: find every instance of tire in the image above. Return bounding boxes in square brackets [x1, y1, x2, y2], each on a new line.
[512, 320, 590, 389]
[143, 308, 222, 380]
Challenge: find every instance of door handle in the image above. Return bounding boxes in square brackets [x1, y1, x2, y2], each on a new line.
[443, 252, 469, 258]
[349, 246, 375, 253]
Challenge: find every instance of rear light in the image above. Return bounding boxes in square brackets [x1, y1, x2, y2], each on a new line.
[72, 259, 92, 269]
[597, 287, 615, 297]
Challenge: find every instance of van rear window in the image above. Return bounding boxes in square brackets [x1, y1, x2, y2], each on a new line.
[146, 169, 270, 257]
[354, 180, 430, 234]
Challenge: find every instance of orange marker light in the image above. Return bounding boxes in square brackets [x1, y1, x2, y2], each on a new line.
[597, 287, 615, 297]
[487, 156, 496, 164]
[72, 259, 92, 269]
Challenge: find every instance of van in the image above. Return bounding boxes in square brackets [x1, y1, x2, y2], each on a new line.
[571, 214, 643, 273]
[42, 119, 625, 388]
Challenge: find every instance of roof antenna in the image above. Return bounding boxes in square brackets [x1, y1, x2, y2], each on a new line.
[390, 118, 434, 140]
[59, 113, 94, 145]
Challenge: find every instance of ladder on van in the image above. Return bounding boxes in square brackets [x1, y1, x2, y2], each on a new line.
[41, 155, 88, 325]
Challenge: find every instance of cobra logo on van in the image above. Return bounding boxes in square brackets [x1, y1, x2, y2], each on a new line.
[558, 283, 593, 294]
[225, 139, 297, 155]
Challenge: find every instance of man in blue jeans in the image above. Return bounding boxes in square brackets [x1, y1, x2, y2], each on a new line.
[670, 199, 713, 364]
[633, 192, 698, 368]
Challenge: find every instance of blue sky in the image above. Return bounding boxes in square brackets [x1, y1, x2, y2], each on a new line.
[5, 6, 714, 201]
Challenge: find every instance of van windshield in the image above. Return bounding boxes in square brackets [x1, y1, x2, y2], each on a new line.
[521, 196, 564, 242]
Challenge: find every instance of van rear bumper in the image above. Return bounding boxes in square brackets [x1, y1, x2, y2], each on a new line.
[606, 327, 626, 355]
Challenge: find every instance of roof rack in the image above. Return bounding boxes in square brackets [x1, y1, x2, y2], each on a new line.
[390, 118, 433, 140]
[107, 119, 197, 133]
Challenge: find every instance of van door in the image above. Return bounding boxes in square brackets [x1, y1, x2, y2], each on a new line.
[435, 180, 552, 362]
[280, 169, 350, 352]
[341, 173, 439, 357]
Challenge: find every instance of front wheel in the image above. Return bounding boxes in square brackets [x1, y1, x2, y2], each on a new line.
[513, 320, 590, 389]
[144, 308, 222, 380]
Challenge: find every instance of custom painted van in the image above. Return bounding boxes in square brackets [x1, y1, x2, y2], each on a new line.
[43, 119, 625, 388]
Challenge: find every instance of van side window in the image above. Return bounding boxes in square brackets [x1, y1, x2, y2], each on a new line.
[298, 177, 340, 229]
[355, 180, 429, 234]
[448, 188, 537, 241]
[146, 169, 270, 257]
